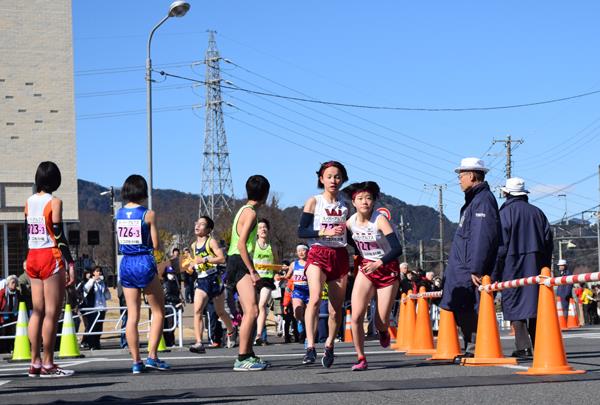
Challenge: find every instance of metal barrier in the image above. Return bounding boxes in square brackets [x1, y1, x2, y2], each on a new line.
[0, 305, 184, 348]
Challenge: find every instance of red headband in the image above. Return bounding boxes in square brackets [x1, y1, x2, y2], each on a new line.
[351, 189, 371, 200]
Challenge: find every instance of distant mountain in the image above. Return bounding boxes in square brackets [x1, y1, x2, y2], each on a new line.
[76, 179, 457, 270]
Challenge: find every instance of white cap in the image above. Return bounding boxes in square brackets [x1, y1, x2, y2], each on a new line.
[501, 177, 529, 196]
[455, 157, 489, 174]
[557, 259, 567, 266]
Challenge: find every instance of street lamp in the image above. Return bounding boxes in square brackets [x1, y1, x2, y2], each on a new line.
[557, 193, 568, 225]
[558, 240, 576, 261]
[100, 187, 118, 287]
[146, 1, 190, 209]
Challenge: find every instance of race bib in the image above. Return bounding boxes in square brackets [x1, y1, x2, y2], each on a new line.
[27, 216, 48, 243]
[116, 219, 142, 245]
[354, 232, 384, 259]
[320, 218, 346, 243]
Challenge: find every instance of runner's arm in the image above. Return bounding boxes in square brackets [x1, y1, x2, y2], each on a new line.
[377, 214, 402, 264]
[237, 207, 257, 275]
[298, 197, 318, 238]
[207, 237, 226, 265]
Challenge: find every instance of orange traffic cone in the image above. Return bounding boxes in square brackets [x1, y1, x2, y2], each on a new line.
[407, 287, 435, 355]
[391, 293, 406, 350]
[462, 276, 517, 366]
[396, 290, 416, 352]
[428, 308, 462, 361]
[343, 309, 353, 343]
[566, 299, 581, 329]
[556, 297, 568, 330]
[518, 267, 584, 375]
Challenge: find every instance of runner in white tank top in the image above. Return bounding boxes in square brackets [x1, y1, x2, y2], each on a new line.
[344, 181, 402, 371]
[297, 161, 350, 368]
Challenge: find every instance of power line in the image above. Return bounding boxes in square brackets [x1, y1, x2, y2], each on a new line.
[76, 104, 201, 120]
[531, 172, 598, 203]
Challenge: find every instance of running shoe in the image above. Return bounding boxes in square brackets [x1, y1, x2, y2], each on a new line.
[132, 361, 146, 374]
[254, 337, 269, 346]
[226, 329, 238, 349]
[40, 365, 75, 378]
[145, 357, 171, 371]
[322, 345, 335, 368]
[302, 347, 317, 365]
[378, 330, 391, 348]
[210, 342, 221, 348]
[189, 342, 206, 354]
[28, 365, 41, 378]
[351, 358, 368, 371]
[233, 356, 268, 371]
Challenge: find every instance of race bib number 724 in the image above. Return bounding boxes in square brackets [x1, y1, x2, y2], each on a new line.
[116, 219, 142, 245]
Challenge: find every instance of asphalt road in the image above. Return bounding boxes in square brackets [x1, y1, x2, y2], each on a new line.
[2, 327, 600, 404]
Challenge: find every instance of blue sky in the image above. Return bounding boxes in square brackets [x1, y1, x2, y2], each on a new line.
[73, 1, 600, 223]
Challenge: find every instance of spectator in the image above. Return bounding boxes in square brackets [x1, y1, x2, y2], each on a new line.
[82, 266, 111, 350]
[170, 248, 181, 283]
[581, 285, 597, 325]
[181, 247, 196, 304]
[0, 275, 20, 353]
[556, 260, 572, 320]
[162, 267, 183, 347]
[78, 270, 93, 349]
[18, 260, 32, 311]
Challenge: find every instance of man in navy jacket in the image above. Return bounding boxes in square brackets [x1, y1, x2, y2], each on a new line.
[440, 158, 501, 355]
[492, 177, 553, 358]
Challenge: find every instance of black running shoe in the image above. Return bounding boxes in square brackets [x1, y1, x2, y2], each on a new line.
[302, 347, 317, 365]
[322, 345, 335, 368]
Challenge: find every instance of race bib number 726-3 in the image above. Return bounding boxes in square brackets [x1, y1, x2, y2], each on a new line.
[116, 219, 142, 245]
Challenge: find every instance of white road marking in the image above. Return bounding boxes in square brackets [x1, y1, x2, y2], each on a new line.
[501, 364, 529, 371]
[0, 380, 10, 387]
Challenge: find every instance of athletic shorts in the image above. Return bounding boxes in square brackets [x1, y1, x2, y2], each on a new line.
[255, 277, 275, 291]
[292, 284, 309, 304]
[305, 245, 349, 282]
[226, 254, 250, 289]
[195, 272, 224, 299]
[26, 248, 64, 280]
[120, 254, 157, 289]
[358, 257, 400, 289]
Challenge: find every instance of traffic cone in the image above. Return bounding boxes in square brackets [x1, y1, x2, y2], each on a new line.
[518, 267, 584, 375]
[58, 304, 84, 359]
[428, 308, 462, 361]
[10, 302, 31, 362]
[391, 293, 406, 350]
[157, 334, 169, 352]
[566, 299, 581, 329]
[396, 290, 416, 352]
[462, 276, 517, 366]
[556, 298, 568, 330]
[343, 309, 353, 343]
[407, 287, 436, 355]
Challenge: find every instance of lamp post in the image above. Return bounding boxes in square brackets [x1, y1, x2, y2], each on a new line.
[146, 1, 190, 209]
[100, 187, 117, 287]
[557, 193, 568, 225]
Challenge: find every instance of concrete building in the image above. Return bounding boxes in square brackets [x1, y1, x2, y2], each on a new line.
[0, 0, 78, 278]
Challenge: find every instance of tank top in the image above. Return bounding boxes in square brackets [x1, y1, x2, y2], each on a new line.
[227, 204, 257, 257]
[115, 205, 153, 255]
[347, 211, 391, 261]
[291, 259, 307, 286]
[25, 193, 56, 249]
[253, 241, 274, 279]
[191, 236, 216, 278]
[308, 194, 348, 248]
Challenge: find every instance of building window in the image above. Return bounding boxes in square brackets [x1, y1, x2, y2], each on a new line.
[50, 110, 59, 113]
[6, 122, 15, 126]
[7, 224, 27, 276]
[33, 93, 42, 97]
[5, 95, 13, 99]
[18, 109, 26, 113]
[10, 136, 19, 140]
[25, 82, 34, 86]
[34, 120, 43, 124]
[0, 79, 5, 82]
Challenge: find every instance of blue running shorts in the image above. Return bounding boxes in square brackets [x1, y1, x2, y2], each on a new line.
[195, 272, 224, 299]
[120, 254, 157, 289]
[292, 284, 310, 304]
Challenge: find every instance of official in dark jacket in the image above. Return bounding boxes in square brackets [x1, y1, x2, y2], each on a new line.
[555, 259, 572, 317]
[440, 158, 501, 353]
[491, 177, 553, 357]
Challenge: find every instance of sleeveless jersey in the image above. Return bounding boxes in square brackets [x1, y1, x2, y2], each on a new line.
[308, 194, 348, 248]
[347, 211, 391, 261]
[115, 205, 153, 255]
[253, 241, 274, 279]
[227, 204, 257, 257]
[191, 236, 216, 278]
[25, 193, 56, 249]
[291, 259, 307, 286]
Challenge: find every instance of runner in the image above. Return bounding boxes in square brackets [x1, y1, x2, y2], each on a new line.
[343, 181, 402, 371]
[226, 175, 271, 371]
[187, 216, 237, 353]
[25, 161, 76, 378]
[116, 174, 170, 374]
[253, 219, 285, 346]
[285, 244, 309, 344]
[297, 161, 350, 367]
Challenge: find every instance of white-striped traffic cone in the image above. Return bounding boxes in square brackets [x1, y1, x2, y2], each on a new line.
[58, 304, 84, 358]
[10, 302, 31, 362]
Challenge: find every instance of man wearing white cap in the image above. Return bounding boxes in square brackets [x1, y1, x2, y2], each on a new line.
[440, 157, 501, 357]
[556, 259, 573, 323]
[491, 177, 553, 358]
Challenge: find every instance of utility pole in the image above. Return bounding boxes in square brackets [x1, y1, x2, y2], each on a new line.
[398, 214, 408, 264]
[493, 135, 524, 178]
[419, 240, 424, 269]
[425, 184, 447, 272]
[597, 164, 600, 272]
[200, 30, 234, 219]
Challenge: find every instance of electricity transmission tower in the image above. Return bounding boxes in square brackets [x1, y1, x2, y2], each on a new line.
[199, 30, 234, 218]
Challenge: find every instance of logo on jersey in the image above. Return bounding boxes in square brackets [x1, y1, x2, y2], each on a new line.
[126, 211, 132, 219]
[325, 208, 343, 216]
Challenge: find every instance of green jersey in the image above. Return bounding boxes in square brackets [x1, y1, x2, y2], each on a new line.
[253, 241, 274, 279]
[227, 204, 257, 257]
